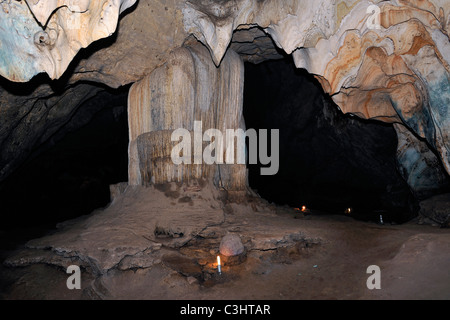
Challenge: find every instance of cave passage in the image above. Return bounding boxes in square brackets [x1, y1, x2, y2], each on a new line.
[0, 85, 130, 237]
[243, 57, 415, 223]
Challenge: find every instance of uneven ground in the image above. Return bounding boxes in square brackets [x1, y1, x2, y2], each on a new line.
[1, 181, 449, 300]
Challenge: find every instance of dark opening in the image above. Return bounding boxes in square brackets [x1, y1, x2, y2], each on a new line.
[243, 57, 416, 224]
[0, 85, 130, 248]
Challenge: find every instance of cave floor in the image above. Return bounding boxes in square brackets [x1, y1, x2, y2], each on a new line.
[1, 182, 449, 300]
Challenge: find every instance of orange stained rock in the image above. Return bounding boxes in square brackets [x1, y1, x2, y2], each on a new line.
[380, 4, 441, 30]
[398, 0, 439, 20]
[325, 31, 362, 94]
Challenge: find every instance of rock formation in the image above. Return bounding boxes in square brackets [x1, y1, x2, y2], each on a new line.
[0, 0, 136, 82]
[418, 192, 450, 226]
[127, 43, 248, 191]
[1, 0, 450, 300]
[244, 59, 418, 221]
[394, 123, 449, 199]
[219, 233, 245, 257]
[0, 0, 449, 200]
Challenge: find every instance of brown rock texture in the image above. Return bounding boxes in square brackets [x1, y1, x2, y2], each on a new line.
[0, 0, 449, 197]
[219, 233, 245, 257]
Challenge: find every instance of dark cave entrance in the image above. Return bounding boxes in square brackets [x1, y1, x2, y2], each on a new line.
[242, 57, 416, 224]
[0, 85, 130, 246]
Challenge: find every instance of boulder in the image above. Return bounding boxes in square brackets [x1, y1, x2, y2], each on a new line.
[219, 233, 245, 257]
[419, 194, 450, 227]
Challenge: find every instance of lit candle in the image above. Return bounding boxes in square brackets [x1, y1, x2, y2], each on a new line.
[217, 255, 222, 274]
[301, 206, 307, 212]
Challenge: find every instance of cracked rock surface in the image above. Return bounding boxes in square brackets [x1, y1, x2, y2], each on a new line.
[2, 182, 450, 299]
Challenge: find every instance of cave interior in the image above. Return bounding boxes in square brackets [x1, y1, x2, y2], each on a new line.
[1, 0, 450, 301]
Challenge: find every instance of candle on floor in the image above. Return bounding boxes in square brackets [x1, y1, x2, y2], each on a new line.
[217, 255, 222, 274]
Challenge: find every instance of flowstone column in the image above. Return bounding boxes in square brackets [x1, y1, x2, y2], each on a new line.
[127, 43, 248, 192]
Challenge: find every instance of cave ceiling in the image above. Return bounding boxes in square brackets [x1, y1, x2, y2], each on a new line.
[0, 0, 449, 190]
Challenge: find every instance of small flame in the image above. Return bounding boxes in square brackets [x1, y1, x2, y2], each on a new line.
[217, 255, 222, 274]
[301, 206, 307, 212]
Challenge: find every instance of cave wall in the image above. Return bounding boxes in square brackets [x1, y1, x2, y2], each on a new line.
[0, 86, 129, 228]
[394, 123, 450, 199]
[244, 59, 417, 222]
[0, 79, 104, 183]
[183, 0, 450, 176]
[0, 0, 137, 82]
[0, 0, 449, 201]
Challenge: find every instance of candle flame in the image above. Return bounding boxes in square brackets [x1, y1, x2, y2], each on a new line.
[301, 206, 307, 212]
[217, 255, 222, 274]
